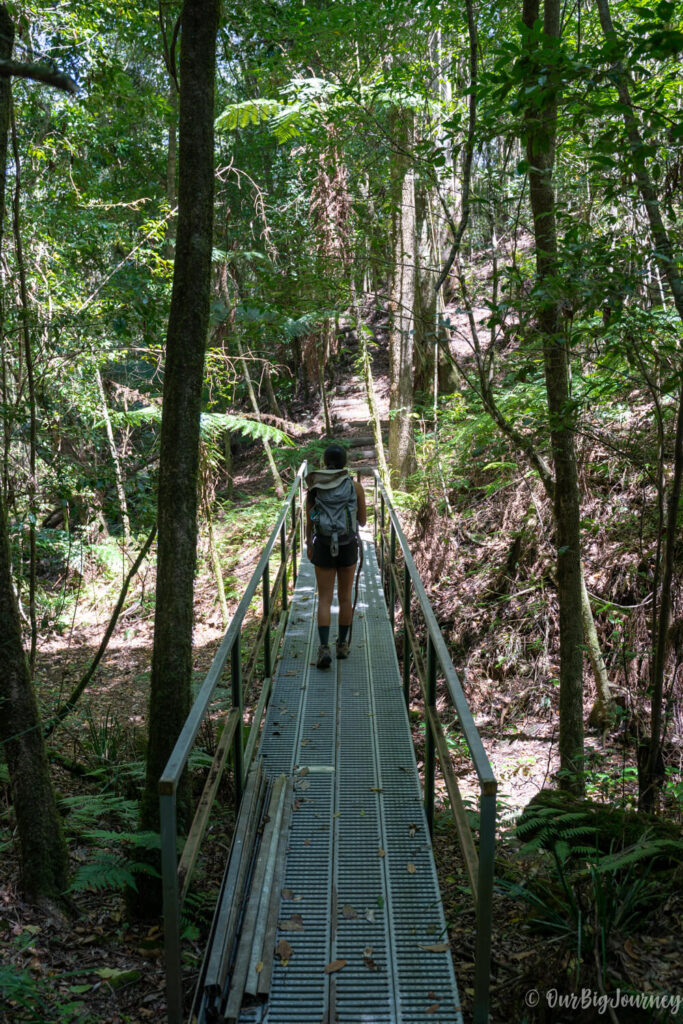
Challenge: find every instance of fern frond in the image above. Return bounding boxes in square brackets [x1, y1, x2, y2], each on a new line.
[70, 852, 160, 894]
[70, 854, 138, 893]
[116, 407, 292, 447]
[60, 793, 138, 830]
[215, 98, 283, 132]
[199, 411, 292, 446]
[80, 829, 161, 850]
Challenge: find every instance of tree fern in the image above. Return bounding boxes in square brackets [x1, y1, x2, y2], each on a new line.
[118, 406, 292, 446]
[215, 98, 283, 132]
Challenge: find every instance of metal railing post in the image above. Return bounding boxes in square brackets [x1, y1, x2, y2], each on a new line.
[389, 523, 396, 628]
[379, 492, 386, 582]
[291, 494, 298, 583]
[160, 791, 183, 1024]
[473, 785, 497, 1024]
[403, 568, 411, 707]
[280, 522, 288, 613]
[425, 636, 436, 834]
[263, 561, 272, 678]
[231, 636, 243, 804]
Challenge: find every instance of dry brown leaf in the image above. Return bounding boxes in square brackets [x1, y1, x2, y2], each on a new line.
[341, 905, 358, 920]
[255, 961, 264, 974]
[278, 914, 304, 932]
[364, 955, 380, 972]
[276, 939, 292, 962]
[324, 959, 347, 974]
[378, 847, 385, 858]
[427, 1003, 440, 1014]
[407, 862, 417, 874]
[418, 942, 449, 953]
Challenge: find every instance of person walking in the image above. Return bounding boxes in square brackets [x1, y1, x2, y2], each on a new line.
[305, 444, 367, 668]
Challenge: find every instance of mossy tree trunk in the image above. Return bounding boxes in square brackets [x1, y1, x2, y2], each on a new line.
[138, 0, 220, 912]
[0, 4, 69, 908]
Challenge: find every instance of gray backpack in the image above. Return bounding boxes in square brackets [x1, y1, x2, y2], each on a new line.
[306, 469, 357, 557]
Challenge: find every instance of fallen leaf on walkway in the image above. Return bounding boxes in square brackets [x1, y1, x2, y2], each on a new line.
[342, 905, 358, 919]
[281, 888, 296, 900]
[276, 939, 292, 962]
[370, 787, 382, 792]
[407, 863, 416, 874]
[378, 848, 385, 857]
[365, 908, 375, 923]
[427, 1002, 441, 1014]
[313, 723, 321, 730]
[278, 914, 303, 932]
[255, 961, 264, 974]
[324, 959, 347, 974]
[364, 955, 380, 971]
[408, 823, 418, 836]
[418, 942, 449, 953]
[298, 780, 310, 791]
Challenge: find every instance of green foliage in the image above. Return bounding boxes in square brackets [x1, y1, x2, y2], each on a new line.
[69, 838, 160, 895]
[119, 406, 292, 447]
[215, 97, 284, 132]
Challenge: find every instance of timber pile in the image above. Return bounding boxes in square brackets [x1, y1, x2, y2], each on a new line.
[194, 762, 293, 1023]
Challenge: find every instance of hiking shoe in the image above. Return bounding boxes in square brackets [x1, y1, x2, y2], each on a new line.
[336, 640, 350, 660]
[316, 644, 332, 669]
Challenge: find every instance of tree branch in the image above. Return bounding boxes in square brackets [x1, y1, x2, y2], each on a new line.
[0, 59, 77, 94]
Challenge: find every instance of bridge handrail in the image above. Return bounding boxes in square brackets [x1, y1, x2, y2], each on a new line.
[159, 461, 307, 1024]
[363, 467, 496, 1024]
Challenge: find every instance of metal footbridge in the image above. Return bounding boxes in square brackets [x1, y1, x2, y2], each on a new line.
[158, 465, 496, 1024]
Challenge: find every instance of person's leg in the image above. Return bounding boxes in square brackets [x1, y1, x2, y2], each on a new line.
[315, 565, 336, 650]
[336, 563, 356, 628]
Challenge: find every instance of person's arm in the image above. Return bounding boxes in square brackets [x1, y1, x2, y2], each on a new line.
[355, 480, 367, 528]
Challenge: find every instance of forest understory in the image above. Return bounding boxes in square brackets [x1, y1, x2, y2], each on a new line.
[2, 316, 683, 1024]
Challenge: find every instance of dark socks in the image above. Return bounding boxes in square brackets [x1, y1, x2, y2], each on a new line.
[318, 625, 330, 645]
[338, 624, 349, 643]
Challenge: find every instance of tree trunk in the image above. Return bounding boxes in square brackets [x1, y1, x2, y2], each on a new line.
[10, 103, 37, 671]
[0, 3, 69, 908]
[388, 110, 416, 487]
[139, 0, 220, 907]
[235, 335, 285, 498]
[96, 369, 131, 544]
[523, 0, 584, 793]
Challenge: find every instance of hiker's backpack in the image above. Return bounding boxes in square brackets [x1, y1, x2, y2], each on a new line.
[306, 468, 357, 557]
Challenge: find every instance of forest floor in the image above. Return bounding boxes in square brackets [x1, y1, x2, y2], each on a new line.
[2, 321, 683, 1023]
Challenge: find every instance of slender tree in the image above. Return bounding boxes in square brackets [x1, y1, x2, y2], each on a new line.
[0, 4, 69, 908]
[388, 109, 417, 486]
[138, 0, 220, 912]
[522, 0, 584, 792]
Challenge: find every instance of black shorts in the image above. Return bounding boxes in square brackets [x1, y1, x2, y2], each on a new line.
[311, 535, 359, 569]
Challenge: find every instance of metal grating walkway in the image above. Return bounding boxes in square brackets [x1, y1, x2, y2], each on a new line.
[242, 528, 463, 1024]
